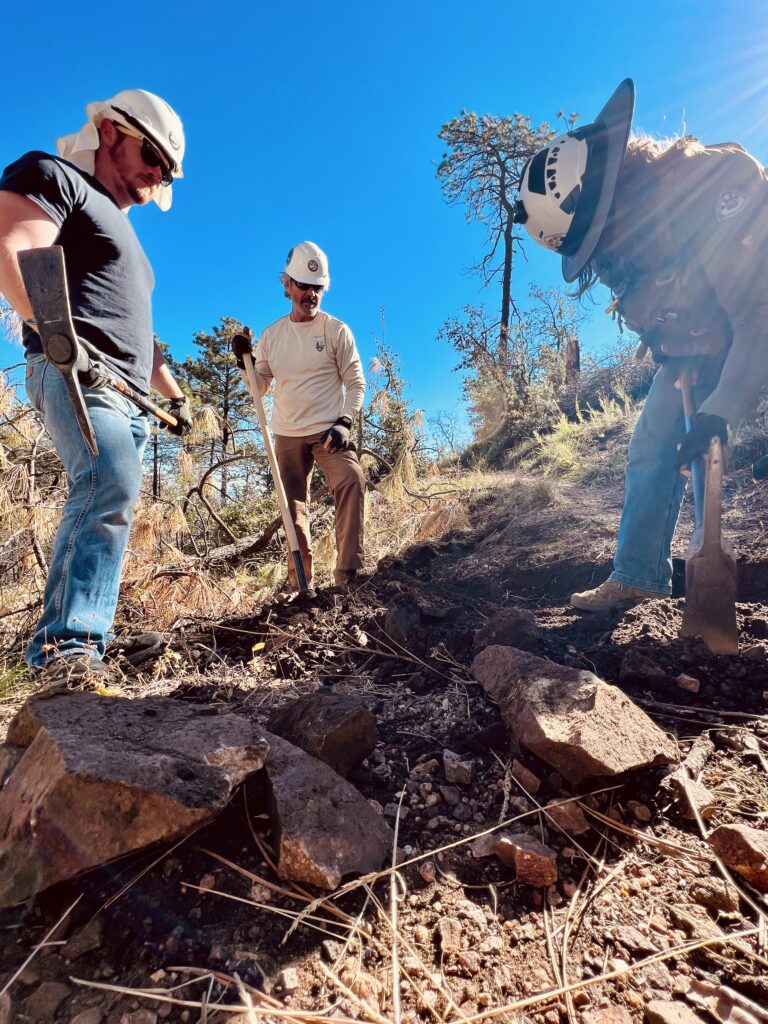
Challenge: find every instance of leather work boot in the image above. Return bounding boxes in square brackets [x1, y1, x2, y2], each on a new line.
[333, 569, 359, 588]
[31, 655, 119, 699]
[570, 580, 661, 612]
[106, 631, 168, 669]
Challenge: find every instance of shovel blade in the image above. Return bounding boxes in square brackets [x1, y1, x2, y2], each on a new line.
[680, 543, 738, 654]
[680, 436, 738, 654]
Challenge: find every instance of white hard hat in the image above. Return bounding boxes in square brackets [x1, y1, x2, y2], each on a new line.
[107, 89, 185, 177]
[56, 89, 185, 212]
[285, 241, 331, 289]
[513, 79, 635, 282]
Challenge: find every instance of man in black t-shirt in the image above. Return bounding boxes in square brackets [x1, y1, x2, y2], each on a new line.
[0, 89, 193, 692]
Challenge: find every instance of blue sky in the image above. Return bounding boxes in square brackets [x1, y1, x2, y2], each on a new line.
[3, 1, 768, 428]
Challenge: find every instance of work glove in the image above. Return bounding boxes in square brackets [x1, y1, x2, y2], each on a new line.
[78, 359, 111, 389]
[676, 414, 728, 471]
[231, 329, 254, 370]
[162, 396, 193, 438]
[323, 418, 351, 453]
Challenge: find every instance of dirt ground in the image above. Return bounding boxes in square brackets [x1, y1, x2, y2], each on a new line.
[1, 468, 767, 1023]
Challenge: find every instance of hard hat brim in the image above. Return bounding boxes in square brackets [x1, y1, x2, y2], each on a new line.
[561, 79, 635, 283]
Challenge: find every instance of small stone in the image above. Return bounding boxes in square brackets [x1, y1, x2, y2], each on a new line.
[478, 935, 503, 953]
[70, 1008, 104, 1024]
[511, 759, 541, 794]
[24, 981, 70, 1021]
[452, 802, 473, 822]
[456, 950, 482, 975]
[583, 1008, 634, 1024]
[649, 914, 668, 934]
[545, 799, 590, 835]
[443, 749, 475, 785]
[490, 832, 558, 887]
[689, 877, 740, 913]
[66, 919, 104, 960]
[646, 999, 707, 1024]
[676, 674, 700, 694]
[628, 800, 652, 822]
[419, 861, 436, 883]
[456, 899, 486, 928]
[436, 916, 462, 952]
[278, 968, 299, 993]
[708, 824, 768, 892]
[0, 994, 13, 1024]
[439, 785, 461, 806]
[198, 873, 215, 890]
[619, 649, 667, 686]
[120, 1011, 157, 1024]
[18, 962, 41, 985]
[413, 924, 430, 945]
[322, 940, 343, 962]
[610, 924, 659, 956]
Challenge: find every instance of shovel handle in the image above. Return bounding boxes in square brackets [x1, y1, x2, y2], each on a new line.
[678, 367, 705, 527]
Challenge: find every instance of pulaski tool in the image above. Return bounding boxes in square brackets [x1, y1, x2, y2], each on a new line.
[232, 328, 310, 593]
[678, 367, 738, 654]
[18, 246, 178, 452]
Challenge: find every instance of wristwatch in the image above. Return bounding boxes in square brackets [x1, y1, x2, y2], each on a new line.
[334, 416, 353, 429]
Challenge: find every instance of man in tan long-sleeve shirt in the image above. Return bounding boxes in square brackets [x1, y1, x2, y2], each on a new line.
[253, 241, 366, 588]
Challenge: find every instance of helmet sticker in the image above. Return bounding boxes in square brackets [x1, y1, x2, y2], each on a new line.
[168, 131, 181, 151]
[716, 191, 749, 222]
[307, 259, 319, 272]
[544, 234, 566, 251]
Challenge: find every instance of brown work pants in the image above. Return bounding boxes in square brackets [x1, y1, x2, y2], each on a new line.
[274, 432, 365, 585]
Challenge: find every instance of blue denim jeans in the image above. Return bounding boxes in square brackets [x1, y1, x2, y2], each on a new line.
[609, 360, 721, 594]
[25, 357, 149, 666]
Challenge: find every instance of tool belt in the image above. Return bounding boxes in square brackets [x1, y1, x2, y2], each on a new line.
[606, 257, 733, 362]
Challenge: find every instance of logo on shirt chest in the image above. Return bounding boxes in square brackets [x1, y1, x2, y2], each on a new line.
[315, 339, 326, 352]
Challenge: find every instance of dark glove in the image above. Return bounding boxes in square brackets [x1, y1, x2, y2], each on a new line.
[323, 418, 351, 453]
[162, 395, 193, 437]
[78, 359, 111, 389]
[231, 329, 254, 370]
[676, 414, 728, 470]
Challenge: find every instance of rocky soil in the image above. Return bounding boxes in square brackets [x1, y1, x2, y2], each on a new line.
[1, 469, 767, 1024]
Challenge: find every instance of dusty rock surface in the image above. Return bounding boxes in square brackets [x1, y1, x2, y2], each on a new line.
[0, 695, 269, 906]
[708, 823, 768, 891]
[263, 730, 393, 888]
[472, 644, 679, 781]
[267, 689, 377, 777]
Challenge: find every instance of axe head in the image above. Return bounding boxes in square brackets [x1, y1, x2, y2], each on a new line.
[19, 246, 99, 457]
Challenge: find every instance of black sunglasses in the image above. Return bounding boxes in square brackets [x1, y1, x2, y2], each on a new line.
[139, 138, 174, 186]
[114, 122, 174, 186]
[292, 279, 324, 292]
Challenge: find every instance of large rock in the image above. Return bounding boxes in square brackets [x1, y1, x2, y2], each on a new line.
[267, 690, 376, 778]
[708, 823, 768, 892]
[472, 646, 678, 783]
[263, 731, 393, 889]
[0, 695, 269, 907]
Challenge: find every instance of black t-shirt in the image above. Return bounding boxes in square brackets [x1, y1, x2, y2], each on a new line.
[0, 151, 155, 394]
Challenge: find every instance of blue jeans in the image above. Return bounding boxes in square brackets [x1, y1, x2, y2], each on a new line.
[25, 357, 149, 666]
[609, 360, 721, 594]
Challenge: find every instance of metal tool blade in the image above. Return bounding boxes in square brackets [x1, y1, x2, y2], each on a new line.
[18, 246, 99, 456]
[680, 436, 739, 654]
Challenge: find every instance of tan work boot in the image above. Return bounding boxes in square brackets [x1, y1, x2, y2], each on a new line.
[333, 569, 359, 588]
[570, 580, 661, 612]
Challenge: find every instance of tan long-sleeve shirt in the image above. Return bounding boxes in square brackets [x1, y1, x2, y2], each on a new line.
[253, 311, 365, 436]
